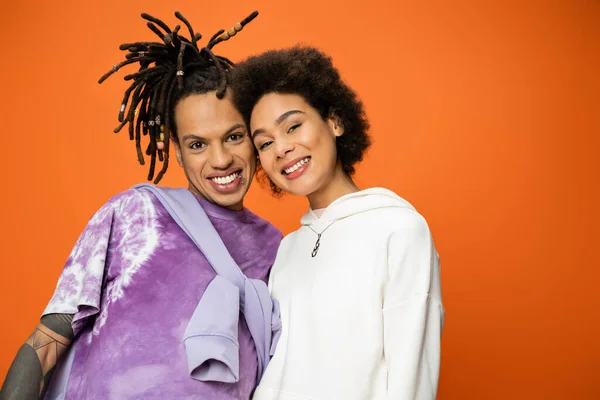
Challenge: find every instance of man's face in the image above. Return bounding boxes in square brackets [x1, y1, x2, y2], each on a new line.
[173, 92, 256, 210]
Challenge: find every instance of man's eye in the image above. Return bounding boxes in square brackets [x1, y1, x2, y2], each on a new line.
[189, 142, 206, 150]
[227, 133, 245, 142]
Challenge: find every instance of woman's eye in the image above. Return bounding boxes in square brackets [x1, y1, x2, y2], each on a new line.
[288, 123, 302, 133]
[227, 133, 245, 142]
[258, 141, 273, 150]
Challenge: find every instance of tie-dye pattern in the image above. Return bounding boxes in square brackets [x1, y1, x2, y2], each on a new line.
[43, 188, 282, 399]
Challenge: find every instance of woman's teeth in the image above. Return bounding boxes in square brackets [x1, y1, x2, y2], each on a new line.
[211, 172, 240, 185]
[284, 157, 310, 174]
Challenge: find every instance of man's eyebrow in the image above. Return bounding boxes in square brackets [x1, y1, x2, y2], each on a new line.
[181, 133, 204, 142]
[181, 123, 246, 142]
[252, 110, 305, 138]
[222, 123, 246, 138]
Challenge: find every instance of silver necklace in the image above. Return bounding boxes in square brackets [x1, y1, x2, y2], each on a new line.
[307, 222, 336, 257]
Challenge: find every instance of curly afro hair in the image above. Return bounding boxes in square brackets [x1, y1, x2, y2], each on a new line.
[231, 46, 371, 194]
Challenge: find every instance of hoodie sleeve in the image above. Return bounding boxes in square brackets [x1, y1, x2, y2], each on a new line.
[383, 211, 444, 400]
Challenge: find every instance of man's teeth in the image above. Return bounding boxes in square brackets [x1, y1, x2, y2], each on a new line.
[211, 172, 239, 185]
[284, 158, 310, 174]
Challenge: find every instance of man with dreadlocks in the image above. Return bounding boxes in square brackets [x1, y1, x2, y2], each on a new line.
[0, 10, 282, 400]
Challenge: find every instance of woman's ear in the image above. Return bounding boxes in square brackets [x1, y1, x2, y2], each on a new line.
[327, 110, 344, 137]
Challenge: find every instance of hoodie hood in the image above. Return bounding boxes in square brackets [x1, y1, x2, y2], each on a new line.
[301, 187, 416, 228]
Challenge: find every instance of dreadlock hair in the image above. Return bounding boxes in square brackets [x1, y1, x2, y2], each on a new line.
[99, 10, 258, 184]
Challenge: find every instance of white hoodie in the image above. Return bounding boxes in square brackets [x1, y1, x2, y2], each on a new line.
[253, 188, 444, 400]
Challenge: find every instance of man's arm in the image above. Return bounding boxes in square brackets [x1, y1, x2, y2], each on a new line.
[0, 313, 74, 400]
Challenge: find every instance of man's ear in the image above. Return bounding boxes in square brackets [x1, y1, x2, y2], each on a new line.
[172, 139, 183, 167]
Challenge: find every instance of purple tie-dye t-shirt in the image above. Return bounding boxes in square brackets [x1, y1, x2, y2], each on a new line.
[42, 188, 282, 399]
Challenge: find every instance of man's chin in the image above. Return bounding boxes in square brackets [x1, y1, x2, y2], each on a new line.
[205, 185, 248, 210]
[211, 194, 245, 210]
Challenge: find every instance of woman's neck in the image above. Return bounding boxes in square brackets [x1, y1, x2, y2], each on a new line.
[307, 163, 359, 210]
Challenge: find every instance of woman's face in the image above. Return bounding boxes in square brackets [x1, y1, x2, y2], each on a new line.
[250, 93, 343, 197]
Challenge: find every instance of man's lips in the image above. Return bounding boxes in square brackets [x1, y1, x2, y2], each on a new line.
[207, 168, 242, 179]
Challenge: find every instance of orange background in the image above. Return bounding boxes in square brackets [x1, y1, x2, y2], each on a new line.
[1, 1, 598, 398]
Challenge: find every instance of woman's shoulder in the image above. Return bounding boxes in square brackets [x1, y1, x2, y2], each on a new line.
[352, 187, 431, 232]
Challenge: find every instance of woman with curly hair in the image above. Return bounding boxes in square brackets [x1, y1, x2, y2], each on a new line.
[232, 46, 445, 400]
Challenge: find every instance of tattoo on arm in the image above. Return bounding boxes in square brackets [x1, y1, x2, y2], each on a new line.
[39, 314, 74, 340]
[27, 315, 73, 390]
[0, 314, 74, 400]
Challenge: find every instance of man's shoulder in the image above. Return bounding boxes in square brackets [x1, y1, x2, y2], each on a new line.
[86, 187, 165, 228]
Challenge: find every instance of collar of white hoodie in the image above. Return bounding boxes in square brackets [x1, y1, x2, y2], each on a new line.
[300, 187, 417, 229]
